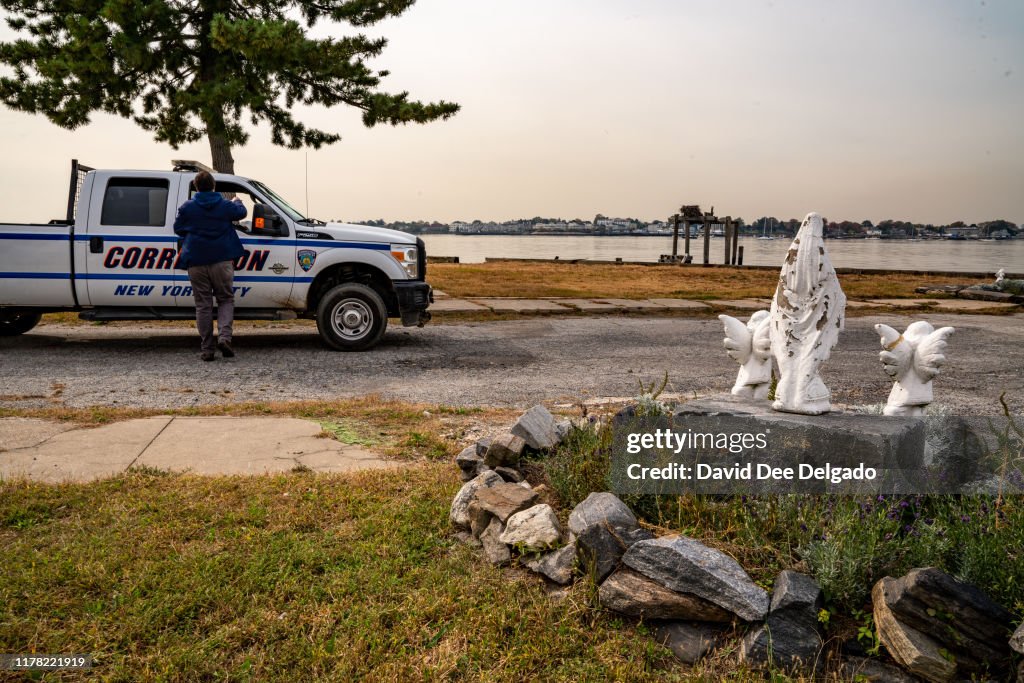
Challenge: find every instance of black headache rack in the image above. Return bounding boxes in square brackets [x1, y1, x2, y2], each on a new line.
[66, 159, 95, 223]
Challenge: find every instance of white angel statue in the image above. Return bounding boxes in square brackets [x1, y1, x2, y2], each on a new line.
[874, 321, 955, 416]
[719, 310, 772, 399]
[769, 212, 846, 414]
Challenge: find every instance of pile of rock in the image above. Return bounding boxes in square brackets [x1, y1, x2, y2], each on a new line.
[448, 407, 826, 672]
[448, 406, 1024, 679]
[451, 406, 571, 566]
[454, 405, 570, 484]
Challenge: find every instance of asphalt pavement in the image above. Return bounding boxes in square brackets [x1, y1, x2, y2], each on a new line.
[2, 313, 1022, 415]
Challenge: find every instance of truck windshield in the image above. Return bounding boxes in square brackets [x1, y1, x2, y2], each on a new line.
[250, 181, 306, 222]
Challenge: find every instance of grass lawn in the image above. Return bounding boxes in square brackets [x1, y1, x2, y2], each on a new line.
[2, 464, 703, 682]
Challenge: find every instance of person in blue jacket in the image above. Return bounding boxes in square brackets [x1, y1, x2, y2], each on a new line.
[173, 170, 247, 361]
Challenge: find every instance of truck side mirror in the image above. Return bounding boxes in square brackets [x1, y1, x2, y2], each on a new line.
[252, 203, 286, 236]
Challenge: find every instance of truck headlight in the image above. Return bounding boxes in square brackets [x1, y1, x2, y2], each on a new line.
[390, 244, 419, 279]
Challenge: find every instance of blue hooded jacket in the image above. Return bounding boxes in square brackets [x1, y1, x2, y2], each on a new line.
[173, 191, 247, 269]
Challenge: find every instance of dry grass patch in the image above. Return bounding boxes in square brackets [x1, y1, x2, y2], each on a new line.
[1, 463, 869, 681]
[429, 262, 992, 300]
[0, 465, 686, 681]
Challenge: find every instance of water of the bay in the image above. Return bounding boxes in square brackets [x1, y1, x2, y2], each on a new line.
[421, 234, 1023, 273]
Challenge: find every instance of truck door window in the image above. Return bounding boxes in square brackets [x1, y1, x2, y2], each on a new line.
[100, 178, 170, 227]
[189, 182, 263, 233]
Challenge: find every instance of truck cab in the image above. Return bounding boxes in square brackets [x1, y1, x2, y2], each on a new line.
[0, 161, 432, 350]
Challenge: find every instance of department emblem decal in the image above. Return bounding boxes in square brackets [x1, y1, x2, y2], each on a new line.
[297, 249, 317, 272]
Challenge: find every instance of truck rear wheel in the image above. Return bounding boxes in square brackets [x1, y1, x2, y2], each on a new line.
[316, 283, 388, 351]
[0, 311, 42, 336]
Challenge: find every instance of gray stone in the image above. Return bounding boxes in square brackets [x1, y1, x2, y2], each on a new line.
[958, 289, 1020, 303]
[622, 535, 769, 621]
[449, 470, 504, 530]
[653, 622, 720, 664]
[770, 570, 823, 623]
[472, 483, 539, 523]
[484, 433, 526, 468]
[454, 530, 481, 548]
[625, 395, 927, 495]
[568, 492, 639, 537]
[495, 466, 524, 483]
[878, 567, 1014, 676]
[525, 544, 577, 585]
[838, 656, 922, 683]
[890, 567, 1014, 645]
[479, 517, 511, 566]
[456, 445, 485, 482]
[922, 416, 984, 485]
[576, 523, 653, 583]
[511, 405, 561, 451]
[915, 285, 965, 295]
[467, 500, 492, 538]
[741, 615, 823, 671]
[598, 568, 734, 622]
[1012, 622, 1024, 655]
[741, 570, 824, 672]
[555, 419, 572, 442]
[499, 504, 562, 551]
[873, 578, 956, 683]
[475, 437, 492, 457]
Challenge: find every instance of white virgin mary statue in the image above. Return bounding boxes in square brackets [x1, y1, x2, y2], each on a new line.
[769, 212, 846, 414]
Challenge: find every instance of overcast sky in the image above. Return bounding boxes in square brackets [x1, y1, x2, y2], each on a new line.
[1, 0, 1021, 225]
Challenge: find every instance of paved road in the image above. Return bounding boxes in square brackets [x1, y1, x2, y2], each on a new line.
[2, 314, 1022, 414]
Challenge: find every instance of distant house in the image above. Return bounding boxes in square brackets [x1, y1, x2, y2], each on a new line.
[946, 226, 979, 239]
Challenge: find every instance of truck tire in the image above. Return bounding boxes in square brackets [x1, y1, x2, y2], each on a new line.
[316, 283, 388, 351]
[0, 311, 42, 336]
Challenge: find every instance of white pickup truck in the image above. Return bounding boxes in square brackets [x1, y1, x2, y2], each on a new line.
[0, 161, 432, 350]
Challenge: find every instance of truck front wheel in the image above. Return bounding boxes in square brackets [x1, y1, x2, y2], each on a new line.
[0, 311, 42, 336]
[316, 283, 388, 351]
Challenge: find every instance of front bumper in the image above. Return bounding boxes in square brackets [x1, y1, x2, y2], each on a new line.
[394, 280, 433, 327]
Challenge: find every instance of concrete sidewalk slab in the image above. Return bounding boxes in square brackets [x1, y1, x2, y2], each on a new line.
[470, 298, 574, 313]
[0, 416, 401, 482]
[429, 298, 490, 312]
[866, 299, 939, 308]
[595, 298, 666, 310]
[707, 299, 771, 311]
[845, 300, 885, 309]
[647, 299, 713, 311]
[0, 417, 77, 451]
[134, 417, 399, 476]
[551, 298, 625, 311]
[926, 299, 1019, 312]
[1, 417, 173, 483]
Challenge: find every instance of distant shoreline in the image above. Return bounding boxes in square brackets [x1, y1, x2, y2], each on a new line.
[412, 232, 1020, 242]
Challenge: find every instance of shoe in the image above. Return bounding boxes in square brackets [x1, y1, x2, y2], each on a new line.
[201, 351, 215, 362]
[218, 339, 235, 358]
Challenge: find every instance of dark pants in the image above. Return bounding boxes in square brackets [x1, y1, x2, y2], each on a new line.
[187, 261, 235, 352]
